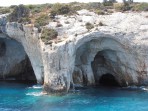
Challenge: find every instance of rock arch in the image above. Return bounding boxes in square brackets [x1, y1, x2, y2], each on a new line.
[72, 33, 148, 88]
[1, 17, 148, 94]
[0, 38, 37, 82]
[0, 23, 44, 84]
[43, 32, 148, 93]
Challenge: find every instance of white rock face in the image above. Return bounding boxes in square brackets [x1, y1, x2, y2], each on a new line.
[0, 19, 44, 83]
[0, 11, 148, 94]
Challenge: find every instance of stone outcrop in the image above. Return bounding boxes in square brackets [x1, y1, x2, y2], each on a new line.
[0, 10, 148, 94]
[0, 15, 44, 83]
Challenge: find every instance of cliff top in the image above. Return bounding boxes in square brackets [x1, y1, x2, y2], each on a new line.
[0, 2, 148, 46]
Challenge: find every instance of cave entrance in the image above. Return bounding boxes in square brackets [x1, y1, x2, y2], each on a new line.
[99, 74, 120, 87]
[91, 50, 120, 87]
[14, 56, 37, 84]
[74, 38, 125, 88]
[0, 38, 37, 84]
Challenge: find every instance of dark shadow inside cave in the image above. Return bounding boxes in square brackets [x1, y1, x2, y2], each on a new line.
[13, 56, 37, 84]
[99, 74, 120, 87]
[91, 50, 120, 87]
[0, 40, 6, 57]
[0, 38, 37, 84]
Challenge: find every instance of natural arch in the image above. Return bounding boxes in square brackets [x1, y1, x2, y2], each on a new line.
[72, 37, 135, 88]
[0, 38, 37, 83]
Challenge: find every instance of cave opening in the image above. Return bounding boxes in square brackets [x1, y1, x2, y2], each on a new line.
[0, 38, 37, 84]
[99, 73, 120, 87]
[91, 50, 120, 87]
[73, 38, 126, 89]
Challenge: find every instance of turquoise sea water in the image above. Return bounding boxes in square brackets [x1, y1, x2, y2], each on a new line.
[0, 81, 148, 111]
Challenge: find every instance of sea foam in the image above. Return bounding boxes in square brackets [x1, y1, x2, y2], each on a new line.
[28, 85, 43, 89]
[26, 92, 43, 96]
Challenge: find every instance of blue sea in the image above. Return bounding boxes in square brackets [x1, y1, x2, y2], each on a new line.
[0, 81, 148, 111]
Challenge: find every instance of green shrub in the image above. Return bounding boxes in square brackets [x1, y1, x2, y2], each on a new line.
[56, 23, 63, 27]
[50, 3, 71, 16]
[59, 5, 70, 14]
[41, 28, 58, 43]
[18, 17, 31, 24]
[70, 2, 87, 11]
[50, 10, 57, 19]
[26, 4, 52, 14]
[9, 5, 17, 9]
[114, 3, 124, 11]
[27, 5, 42, 13]
[95, 9, 105, 15]
[86, 2, 102, 10]
[132, 3, 148, 11]
[99, 22, 105, 26]
[85, 22, 94, 30]
[107, 9, 114, 13]
[71, 5, 82, 11]
[123, 3, 131, 11]
[103, 1, 113, 6]
[114, 3, 131, 11]
[34, 14, 49, 27]
[34, 23, 42, 33]
[0, 7, 10, 14]
[8, 4, 30, 22]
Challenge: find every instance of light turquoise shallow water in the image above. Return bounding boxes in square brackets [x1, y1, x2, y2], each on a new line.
[0, 81, 148, 111]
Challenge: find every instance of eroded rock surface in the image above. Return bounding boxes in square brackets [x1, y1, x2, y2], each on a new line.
[0, 10, 148, 94]
[0, 38, 36, 81]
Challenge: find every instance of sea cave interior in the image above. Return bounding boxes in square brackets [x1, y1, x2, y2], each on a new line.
[91, 50, 120, 87]
[0, 38, 37, 84]
[73, 38, 127, 88]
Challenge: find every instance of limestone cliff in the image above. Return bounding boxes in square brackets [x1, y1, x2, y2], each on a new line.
[0, 15, 44, 83]
[0, 10, 148, 94]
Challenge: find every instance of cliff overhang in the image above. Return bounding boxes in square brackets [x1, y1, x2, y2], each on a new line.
[0, 10, 148, 94]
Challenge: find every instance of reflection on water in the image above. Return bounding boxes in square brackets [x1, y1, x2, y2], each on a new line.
[0, 81, 148, 111]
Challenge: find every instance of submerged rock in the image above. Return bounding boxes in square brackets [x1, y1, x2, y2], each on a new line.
[0, 10, 148, 94]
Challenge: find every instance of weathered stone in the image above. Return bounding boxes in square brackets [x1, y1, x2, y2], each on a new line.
[0, 10, 148, 94]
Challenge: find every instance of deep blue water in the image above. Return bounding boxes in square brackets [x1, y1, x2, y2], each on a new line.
[0, 81, 148, 111]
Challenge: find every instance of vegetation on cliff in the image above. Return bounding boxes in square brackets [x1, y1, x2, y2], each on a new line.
[41, 28, 58, 44]
[34, 14, 50, 27]
[0, 7, 10, 14]
[1, 2, 147, 25]
[85, 22, 94, 30]
[0, 1, 147, 44]
[8, 5, 31, 23]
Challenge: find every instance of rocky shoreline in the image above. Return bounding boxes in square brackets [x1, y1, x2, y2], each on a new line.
[0, 10, 148, 94]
